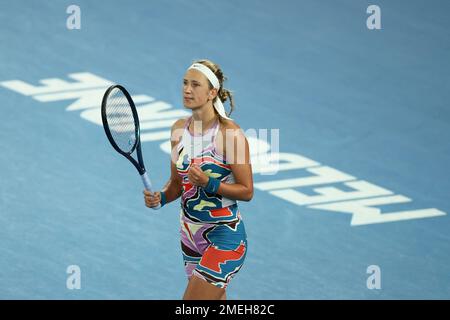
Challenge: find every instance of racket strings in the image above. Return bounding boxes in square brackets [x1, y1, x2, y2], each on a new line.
[105, 88, 137, 154]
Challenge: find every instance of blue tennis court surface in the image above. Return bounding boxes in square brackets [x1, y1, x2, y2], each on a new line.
[1, 0, 449, 299]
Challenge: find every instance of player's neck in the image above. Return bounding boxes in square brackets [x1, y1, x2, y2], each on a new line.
[191, 105, 218, 133]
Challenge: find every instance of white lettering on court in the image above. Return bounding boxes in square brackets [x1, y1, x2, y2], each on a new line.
[1, 73, 445, 226]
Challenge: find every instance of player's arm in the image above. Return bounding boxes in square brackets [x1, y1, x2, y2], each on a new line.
[144, 119, 185, 208]
[161, 119, 185, 202]
[212, 124, 253, 201]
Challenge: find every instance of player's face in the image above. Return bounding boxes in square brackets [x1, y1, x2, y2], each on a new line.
[182, 69, 214, 109]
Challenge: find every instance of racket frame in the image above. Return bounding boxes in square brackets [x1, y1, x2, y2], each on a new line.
[101, 84, 146, 175]
[101, 84, 161, 209]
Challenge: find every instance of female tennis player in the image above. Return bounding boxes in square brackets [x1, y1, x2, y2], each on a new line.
[143, 59, 253, 300]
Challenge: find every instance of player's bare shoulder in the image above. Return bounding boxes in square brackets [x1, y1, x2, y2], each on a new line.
[171, 117, 189, 147]
[216, 118, 245, 159]
[219, 118, 241, 132]
[218, 118, 245, 139]
[172, 117, 189, 130]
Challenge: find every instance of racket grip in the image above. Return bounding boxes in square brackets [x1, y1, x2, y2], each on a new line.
[141, 172, 161, 210]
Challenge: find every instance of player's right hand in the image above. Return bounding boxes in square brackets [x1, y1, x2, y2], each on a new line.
[144, 190, 161, 208]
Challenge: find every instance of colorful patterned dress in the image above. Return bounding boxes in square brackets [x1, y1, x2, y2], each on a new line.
[175, 116, 247, 288]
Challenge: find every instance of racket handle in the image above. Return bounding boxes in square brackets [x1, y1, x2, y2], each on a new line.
[141, 172, 161, 210]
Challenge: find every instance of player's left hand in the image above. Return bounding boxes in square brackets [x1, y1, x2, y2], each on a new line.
[187, 163, 209, 187]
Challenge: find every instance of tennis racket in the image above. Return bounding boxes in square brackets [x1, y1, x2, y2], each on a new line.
[101, 84, 161, 210]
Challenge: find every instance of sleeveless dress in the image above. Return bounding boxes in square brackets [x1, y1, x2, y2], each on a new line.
[175, 116, 247, 289]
